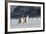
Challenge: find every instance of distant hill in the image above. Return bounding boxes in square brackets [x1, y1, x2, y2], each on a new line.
[11, 6, 41, 19]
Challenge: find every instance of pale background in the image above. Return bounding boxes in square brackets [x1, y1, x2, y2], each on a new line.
[0, 0, 46, 34]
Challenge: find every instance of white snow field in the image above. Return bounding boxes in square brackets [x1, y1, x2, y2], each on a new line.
[10, 17, 41, 29]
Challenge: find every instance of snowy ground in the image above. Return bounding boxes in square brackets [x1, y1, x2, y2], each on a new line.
[10, 17, 41, 29]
